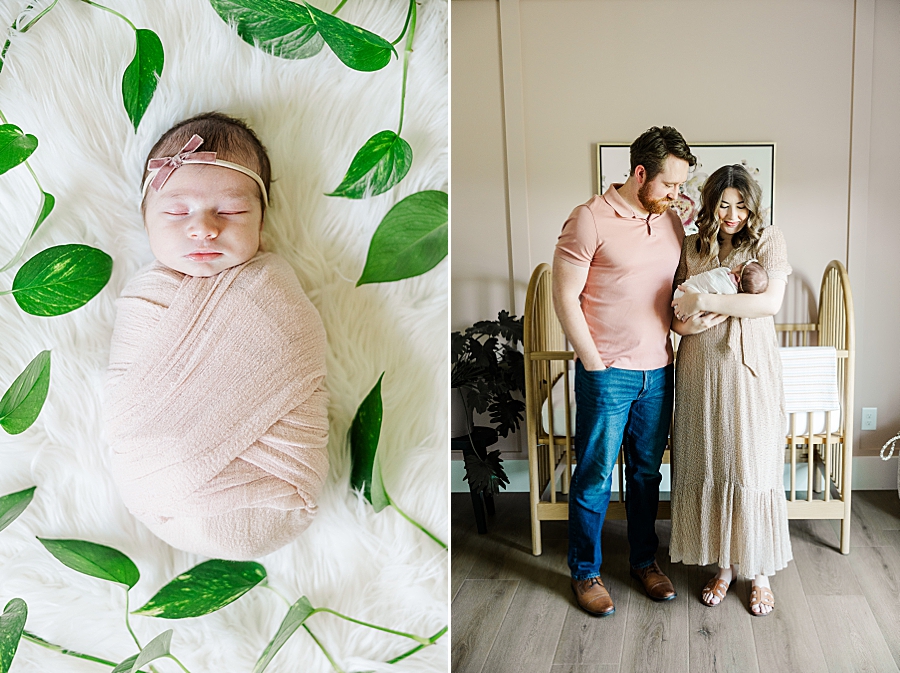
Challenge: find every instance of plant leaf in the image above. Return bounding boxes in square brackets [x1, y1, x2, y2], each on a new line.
[0, 351, 50, 435]
[132, 559, 267, 619]
[12, 244, 113, 316]
[357, 190, 447, 286]
[131, 630, 172, 672]
[122, 28, 164, 131]
[111, 654, 139, 673]
[209, 0, 324, 59]
[305, 3, 395, 72]
[0, 598, 27, 673]
[37, 538, 140, 589]
[370, 443, 390, 513]
[252, 596, 315, 673]
[0, 124, 37, 177]
[0, 487, 36, 534]
[349, 373, 385, 507]
[0, 191, 55, 274]
[327, 130, 412, 199]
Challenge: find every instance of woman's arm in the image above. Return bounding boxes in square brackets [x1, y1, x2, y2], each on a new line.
[672, 278, 786, 320]
[671, 311, 729, 335]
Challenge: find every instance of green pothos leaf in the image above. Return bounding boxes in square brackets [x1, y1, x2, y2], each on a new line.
[130, 630, 172, 673]
[11, 244, 112, 316]
[252, 596, 316, 673]
[349, 373, 390, 510]
[327, 130, 412, 199]
[0, 598, 27, 673]
[37, 538, 140, 589]
[0, 191, 55, 273]
[122, 28, 164, 131]
[305, 3, 395, 72]
[209, 0, 324, 59]
[111, 655, 139, 673]
[0, 351, 51, 435]
[132, 560, 267, 619]
[357, 190, 448, 286]
[0, 124, 37, 176]
[0, 487, 36, 534]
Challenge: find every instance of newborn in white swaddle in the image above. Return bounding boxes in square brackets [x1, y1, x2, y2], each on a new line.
[105, 113, 329, 560]
[673, 259, 768, 300]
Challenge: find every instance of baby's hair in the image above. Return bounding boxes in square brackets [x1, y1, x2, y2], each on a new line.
[141, 111, 271, 213]
[739, 261, 768, 294]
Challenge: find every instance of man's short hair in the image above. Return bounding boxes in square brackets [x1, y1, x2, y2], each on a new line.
[629, 126, 697, 182]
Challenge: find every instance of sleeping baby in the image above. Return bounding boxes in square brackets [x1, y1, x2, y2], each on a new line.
[105, 112, 329, 560]
[673, 259, 768, 301]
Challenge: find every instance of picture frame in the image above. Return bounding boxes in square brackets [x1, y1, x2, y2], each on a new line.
[596, 142, 776, 233]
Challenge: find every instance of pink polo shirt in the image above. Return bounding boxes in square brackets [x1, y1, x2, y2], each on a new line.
[554, 184, 684, 370]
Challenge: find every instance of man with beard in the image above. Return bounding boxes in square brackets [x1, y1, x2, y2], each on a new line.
[552, 126, 696, 617]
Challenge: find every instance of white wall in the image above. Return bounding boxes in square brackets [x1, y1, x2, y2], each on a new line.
[451, 0, 900, 468]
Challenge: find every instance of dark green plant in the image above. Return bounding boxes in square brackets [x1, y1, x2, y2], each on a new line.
[451, 311, 525, 495]
[452, 310, 525, 438]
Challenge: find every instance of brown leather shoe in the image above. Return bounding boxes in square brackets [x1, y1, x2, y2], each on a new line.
[571, 577, 615, 617]
[630, 561, 677, 601]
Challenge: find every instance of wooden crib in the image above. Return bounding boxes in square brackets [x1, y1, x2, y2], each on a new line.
[523, 260, 856, 556]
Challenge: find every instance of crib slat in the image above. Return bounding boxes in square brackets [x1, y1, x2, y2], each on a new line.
[807, 412, 814, 502]
[824, 411, 832, 502]
[789, 414, 797, 501]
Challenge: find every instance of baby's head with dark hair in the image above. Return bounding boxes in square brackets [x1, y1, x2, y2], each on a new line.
[141, 112, 273, 277]
[738, 261, 768, 294]
[141, 112, 271, 214]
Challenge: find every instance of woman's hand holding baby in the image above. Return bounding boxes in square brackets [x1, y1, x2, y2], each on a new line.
[672, 286, 705, 321]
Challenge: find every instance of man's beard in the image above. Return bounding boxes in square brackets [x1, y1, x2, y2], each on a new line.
[638, 181, 673, 215]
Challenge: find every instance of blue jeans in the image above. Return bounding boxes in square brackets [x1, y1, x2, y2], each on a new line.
[568, 361, 674, 580]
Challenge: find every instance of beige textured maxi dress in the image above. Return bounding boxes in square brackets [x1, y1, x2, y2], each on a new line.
[669, 225, 793, 578]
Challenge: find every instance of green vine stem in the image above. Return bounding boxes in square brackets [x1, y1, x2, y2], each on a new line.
[167, 653, 193, 673]
[263, 583, 292, 608]
[330, 0, 348, 15]
[78, 0, 136, 31]
[303, 624, 344, 673]
[124, 590, 142, 650]
[22, 631, 149, 671]
[386, 626, 447, 664]
[18, 0, 59, 32]
[123, 591, 162, 673]
[390, 497, 447, 549]
[313, 607, 433, 644]
[395, 0, 416, 135]
[391, 0, 415, 45]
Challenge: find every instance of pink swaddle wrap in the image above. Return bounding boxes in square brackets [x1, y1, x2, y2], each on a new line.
[105, 252, 328, 559]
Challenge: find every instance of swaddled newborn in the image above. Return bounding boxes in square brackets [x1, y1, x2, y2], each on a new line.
[105, 113, 328, 559]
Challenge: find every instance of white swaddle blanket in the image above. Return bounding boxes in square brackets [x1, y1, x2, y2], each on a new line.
[105, 252, 329, 560]
[673, 266, 738, 300]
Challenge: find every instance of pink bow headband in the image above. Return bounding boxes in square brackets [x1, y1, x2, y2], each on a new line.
[141, 134, 269, 207]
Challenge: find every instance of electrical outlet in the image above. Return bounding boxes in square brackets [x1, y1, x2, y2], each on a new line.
[861, 407, 877, 431]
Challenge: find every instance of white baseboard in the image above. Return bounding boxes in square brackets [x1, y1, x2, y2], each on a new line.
[451, 455, 900, 494]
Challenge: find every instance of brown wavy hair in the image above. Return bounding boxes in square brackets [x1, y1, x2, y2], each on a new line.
[694, 164, 764, 261]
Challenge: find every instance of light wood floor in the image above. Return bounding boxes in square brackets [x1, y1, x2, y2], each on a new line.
[451, 490, 900, 673]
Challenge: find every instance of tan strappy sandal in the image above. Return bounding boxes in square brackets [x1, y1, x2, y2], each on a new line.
[700, 576, 735, 607]
[749, 585, 775, 616]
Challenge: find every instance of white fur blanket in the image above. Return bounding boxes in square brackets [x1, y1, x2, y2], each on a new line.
[0, 1, 447, 671]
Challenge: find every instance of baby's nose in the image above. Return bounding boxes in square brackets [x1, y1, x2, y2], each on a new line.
[188, 216, 219, 238]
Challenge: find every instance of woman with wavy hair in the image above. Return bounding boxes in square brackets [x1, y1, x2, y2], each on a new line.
[668, 164, 792, 616]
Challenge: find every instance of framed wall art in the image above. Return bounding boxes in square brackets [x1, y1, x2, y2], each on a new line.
[596, 142, 776, 233]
